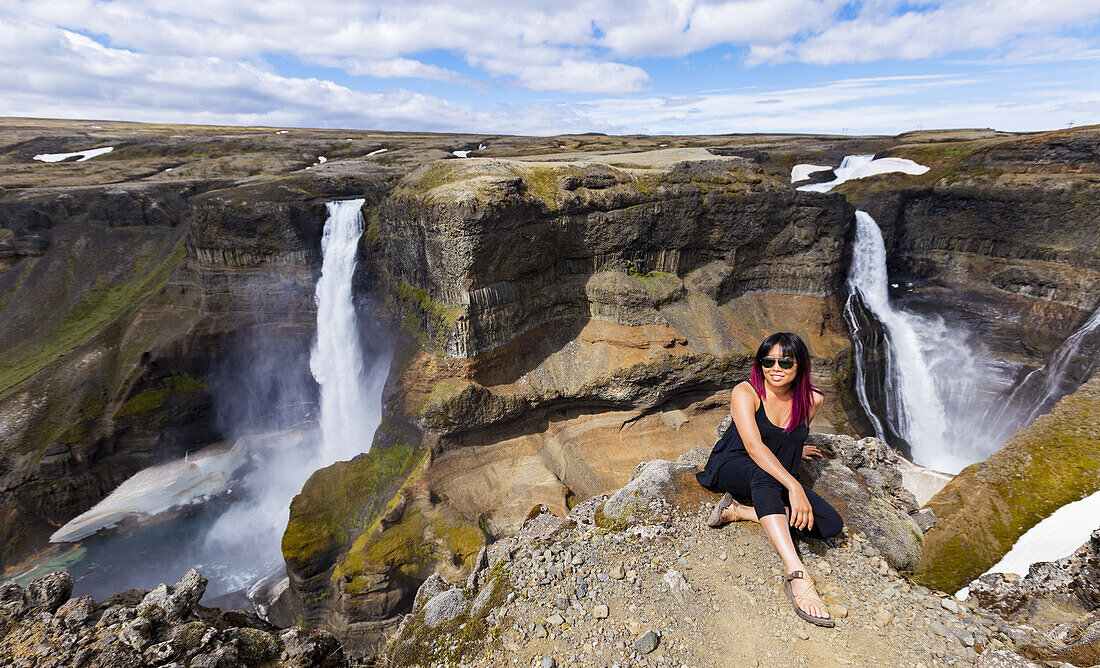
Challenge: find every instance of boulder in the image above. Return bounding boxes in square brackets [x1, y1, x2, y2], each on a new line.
[423, 588, 468, 628]
[23, 570, 73, 614]
[600, 459, 713, 528]
[140, 568, 207, 622]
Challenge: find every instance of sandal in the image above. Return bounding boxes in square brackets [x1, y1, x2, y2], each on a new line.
[783, 571, 835, 627]
[707, 493, 738, 527]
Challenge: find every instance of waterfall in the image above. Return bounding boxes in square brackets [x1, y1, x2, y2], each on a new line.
[310, 198, 375, 460]
[845, 210, 992, 473]
[982, 304, 1100, 446]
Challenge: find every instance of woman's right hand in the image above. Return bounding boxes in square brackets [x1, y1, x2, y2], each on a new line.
[789, 485, 814, 531]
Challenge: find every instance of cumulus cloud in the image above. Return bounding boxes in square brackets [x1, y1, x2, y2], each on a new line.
[748, 0, 1100, 65]
[1, 1, 1099, 133]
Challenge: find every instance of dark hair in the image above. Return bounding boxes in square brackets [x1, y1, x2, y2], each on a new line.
[748, 332, 818, 433]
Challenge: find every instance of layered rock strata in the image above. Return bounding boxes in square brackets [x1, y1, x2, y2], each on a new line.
[279, 154, 862, 657]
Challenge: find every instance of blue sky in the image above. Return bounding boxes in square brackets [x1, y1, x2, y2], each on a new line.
[1, 0, 1098, 135]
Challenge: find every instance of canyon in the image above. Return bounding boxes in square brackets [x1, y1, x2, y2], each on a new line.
[0, 118, 1097, 662]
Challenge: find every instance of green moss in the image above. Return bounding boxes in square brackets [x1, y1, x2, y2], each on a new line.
[433, 518, 487, 566]
[335, 511, 487, 593]
[353, 510, 433, 579]
[593, 502, 631, 533]
[114, 373, 204, 420]
[626, 267, 681, 299]
[917, 377, 1100, 592]
[282, 442, 424, 569]
[418, 380, 461, 415]
[383, 573, 509, 666]
[227, 627, 279, 666]
[0, 236, 186, 397]
[363, 210, 381, 248]
[393, 279, 460, 354]
[521, 166, 566, 208]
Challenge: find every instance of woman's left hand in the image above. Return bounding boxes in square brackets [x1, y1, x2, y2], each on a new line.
[801, 444, 822, 460]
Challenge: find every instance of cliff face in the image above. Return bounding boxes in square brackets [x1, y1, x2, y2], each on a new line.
[278, 153, 863, 655]
[854, 128, 1100, 366]
[0, 119, 405, 570]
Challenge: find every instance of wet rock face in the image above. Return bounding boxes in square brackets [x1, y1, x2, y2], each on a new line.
[0, 568, 349, 667]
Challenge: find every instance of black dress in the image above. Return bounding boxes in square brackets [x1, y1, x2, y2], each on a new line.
[697, 401, 843, 538]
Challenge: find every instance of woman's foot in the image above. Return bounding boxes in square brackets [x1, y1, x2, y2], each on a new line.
[707, 493, 743, 527]
[784, 571, 832, 624]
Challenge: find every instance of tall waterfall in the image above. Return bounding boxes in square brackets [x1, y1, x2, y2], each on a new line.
[310, 199, 376, 460]
[845, 211, 994, 473]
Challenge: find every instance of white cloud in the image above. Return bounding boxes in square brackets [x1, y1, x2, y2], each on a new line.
[306, 56, 464, 82]
[1, 1, 1099, 134]
[749, 0, 1100, 65]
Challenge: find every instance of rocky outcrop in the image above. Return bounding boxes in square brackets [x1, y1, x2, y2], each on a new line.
[969, 529, 1100, 622]
[966, 530, 1100, 667]
[918, 376, 1100, 593]
[0, 569, 348, 667]
[376, 157, 855, 358]
[380, 448, 1015, 668]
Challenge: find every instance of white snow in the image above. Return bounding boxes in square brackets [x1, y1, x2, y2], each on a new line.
[791, 164, 833, 183]
[452, 150, 471, 158]
[33, 146, 114, 163]
[367, 148, 388, 156]
[478, 143, 486, 150]
[317, 156, 327, 164]
[659, 143, 668, 147]
[275, 130, 289, 134]
[797, 155, 929, 192]
[958, 490, 1100, 599]
[50, 438, 250, 543]
[559, 145, 566, 148]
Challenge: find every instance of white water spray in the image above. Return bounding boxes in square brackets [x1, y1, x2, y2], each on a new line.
[310, 199, 376, 461]
[846, 210, 997, 473]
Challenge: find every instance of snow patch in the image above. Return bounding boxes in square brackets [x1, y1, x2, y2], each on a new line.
[275, 130, 289, 134]
[367, 148, 388, 156]
[452, 150, 471, 158]
[791, 164, 833, 183]
[50, 438, 251, 543]
[797, 155, 929, 193]
[958, 489, 1100, 599]
[317, 156, 327, 164]
[33, 146, 114, 163]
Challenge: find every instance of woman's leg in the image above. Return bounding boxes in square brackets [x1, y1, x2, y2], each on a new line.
[749, 473, 830, 620]
[790, 483, 843, 539]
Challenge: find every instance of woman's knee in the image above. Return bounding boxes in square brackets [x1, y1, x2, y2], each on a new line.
[816, 507, 843, 538]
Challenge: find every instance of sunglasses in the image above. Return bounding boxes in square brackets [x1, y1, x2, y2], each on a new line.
[760, 356, 795, 370]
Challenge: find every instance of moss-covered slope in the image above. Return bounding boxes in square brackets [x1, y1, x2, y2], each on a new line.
[917, 376, 1100, 593]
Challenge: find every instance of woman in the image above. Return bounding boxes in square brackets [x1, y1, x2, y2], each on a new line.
[697, 332, 843, 627]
